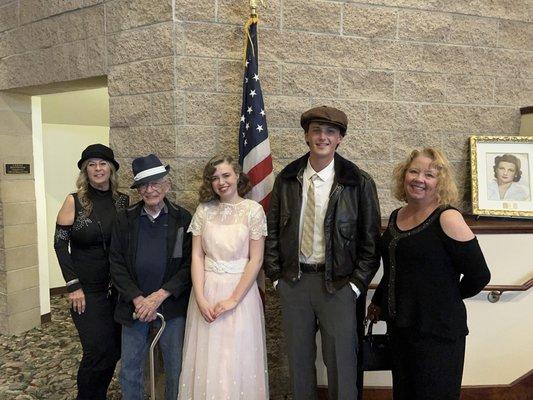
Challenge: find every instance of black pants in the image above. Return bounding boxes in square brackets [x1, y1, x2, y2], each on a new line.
[390, 326, 466, 400]
[70, 291, 121, 400]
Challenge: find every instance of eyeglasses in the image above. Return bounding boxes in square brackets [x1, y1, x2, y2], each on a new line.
[138, 181, 166, 193]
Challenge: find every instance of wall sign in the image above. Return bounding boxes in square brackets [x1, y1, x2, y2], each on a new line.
[5, 164, 31, 174]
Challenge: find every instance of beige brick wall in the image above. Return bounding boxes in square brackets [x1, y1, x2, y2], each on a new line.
[0, 0, 531, 389]
[170, 0, 531, 214]
[0, 0, 529, 214]
[0, 92, 40, 334]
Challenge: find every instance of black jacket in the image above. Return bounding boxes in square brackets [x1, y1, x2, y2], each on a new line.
[110, 198, 192, 325]
[264, 153, 381, 293]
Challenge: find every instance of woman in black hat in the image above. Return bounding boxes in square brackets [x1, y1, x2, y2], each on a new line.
[54, 144, 129, 400]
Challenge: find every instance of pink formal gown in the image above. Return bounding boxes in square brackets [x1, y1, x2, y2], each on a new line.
[178, 199, 268, 400]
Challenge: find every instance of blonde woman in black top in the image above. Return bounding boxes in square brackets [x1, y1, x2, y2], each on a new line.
[54, 144, 128, 400]
[367, 147, 490, 400]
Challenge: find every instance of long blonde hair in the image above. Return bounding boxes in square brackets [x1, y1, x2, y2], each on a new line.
[76, 160, 120, 216]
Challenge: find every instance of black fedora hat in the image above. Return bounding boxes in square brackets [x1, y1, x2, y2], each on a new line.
[78, 144, 120, 170]
[130, 154, 170, 188]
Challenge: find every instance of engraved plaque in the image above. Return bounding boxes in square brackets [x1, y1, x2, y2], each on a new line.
[5, 164, 31, 174]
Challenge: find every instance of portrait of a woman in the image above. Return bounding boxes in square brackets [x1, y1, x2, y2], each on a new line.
[487, 154, 530, 201]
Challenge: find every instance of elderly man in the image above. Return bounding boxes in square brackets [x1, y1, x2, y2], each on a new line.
[264, 106, 381, 400]
[110, 154, 192, 400]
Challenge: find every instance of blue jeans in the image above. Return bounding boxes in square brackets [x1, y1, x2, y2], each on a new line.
[121, 316, 186, 400]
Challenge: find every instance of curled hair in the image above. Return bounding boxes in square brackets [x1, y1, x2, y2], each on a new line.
[493, 154, 522, 182]
[392, 147, 458, 206]
[76, 159, 120, 216]
[198, 155, 252, 203]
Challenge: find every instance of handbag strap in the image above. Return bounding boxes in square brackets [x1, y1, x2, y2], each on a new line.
[365, 320, 375, 336]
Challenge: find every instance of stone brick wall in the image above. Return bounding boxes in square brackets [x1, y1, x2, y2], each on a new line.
[1, 0, 531, 211]
[0, 196, 4, 333]
[136, 0, 531, 214]
[0, 93, 39, 335]
[0, 0, 531, 392]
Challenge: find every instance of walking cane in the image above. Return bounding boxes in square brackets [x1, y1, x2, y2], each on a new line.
[132, 312, 166, 400]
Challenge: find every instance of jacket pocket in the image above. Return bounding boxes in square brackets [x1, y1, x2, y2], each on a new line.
[279, 214, 292, 262]
[336, 221, 357, 275]
[339, 221, 356, 241]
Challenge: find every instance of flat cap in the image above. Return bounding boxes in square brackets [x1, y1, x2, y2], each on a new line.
[300, 106, 348, 136]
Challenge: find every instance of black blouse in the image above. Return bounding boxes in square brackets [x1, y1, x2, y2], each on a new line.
[54, 186, 129, 293]
[373, 206, 491, 339]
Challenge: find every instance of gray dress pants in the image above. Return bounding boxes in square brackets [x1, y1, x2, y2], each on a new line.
[278, 273, 359, 400]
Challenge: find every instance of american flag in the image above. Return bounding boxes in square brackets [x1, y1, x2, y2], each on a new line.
[238, 17, 274, 211]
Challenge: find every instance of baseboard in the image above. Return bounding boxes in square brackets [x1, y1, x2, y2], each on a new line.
[317, 385, 391, 400]
[316, 370, 532, 400]
[460, 370, 533, 400]
[42, 287, 67, 325]
[40, 312, 51, 324]
[50, 286, 67, 296]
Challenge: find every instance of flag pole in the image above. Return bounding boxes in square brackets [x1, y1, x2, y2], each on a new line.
[249, 0, 265, 17]
[242, 0, 273, 304]
[250, 0, 257, 16]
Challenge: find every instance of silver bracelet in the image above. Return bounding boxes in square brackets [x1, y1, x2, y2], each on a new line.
[66, 278, 80, 287]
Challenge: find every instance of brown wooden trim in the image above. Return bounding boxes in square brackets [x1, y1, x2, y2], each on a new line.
[520, 106, 533, 115]
[361, 387, 391, 400]
[317, 386, 328, 400]
[485, 278, 533, 294]
[40, 312, 51, 324]
[464, 215, 533, 234]
[317, 369, 532, 399]
[318, 385, 394, 399]
[381, 215, 533, 234]
[460, 369, 533, 399]
[368, 277, 533, 294]
[50, 286, 67, 296]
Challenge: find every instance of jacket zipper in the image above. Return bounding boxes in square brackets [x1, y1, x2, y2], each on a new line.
[324, 183, 342, 285]
[297, 171, 303, 280]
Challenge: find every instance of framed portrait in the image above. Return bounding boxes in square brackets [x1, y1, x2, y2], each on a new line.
[470, 135, 533, 218]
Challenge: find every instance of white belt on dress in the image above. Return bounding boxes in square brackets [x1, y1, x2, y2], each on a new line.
[204, 257, 248, 274]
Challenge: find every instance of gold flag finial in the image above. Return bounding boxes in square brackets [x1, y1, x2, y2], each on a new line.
[249, 0, 265, 17]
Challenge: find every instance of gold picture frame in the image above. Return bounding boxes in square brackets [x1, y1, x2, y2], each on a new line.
[470, 135, 533, 218]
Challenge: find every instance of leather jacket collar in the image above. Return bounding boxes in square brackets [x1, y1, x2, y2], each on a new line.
[278, 152, 362, 187]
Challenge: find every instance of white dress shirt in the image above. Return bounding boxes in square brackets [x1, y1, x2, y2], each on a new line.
[274, 158, 359, 297]
[298, 159, 335, 264]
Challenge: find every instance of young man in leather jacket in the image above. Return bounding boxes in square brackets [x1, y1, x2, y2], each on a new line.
[264, 106, 381, 400]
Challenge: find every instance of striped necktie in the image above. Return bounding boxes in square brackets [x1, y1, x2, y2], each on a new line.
[301, 174, 317, 258]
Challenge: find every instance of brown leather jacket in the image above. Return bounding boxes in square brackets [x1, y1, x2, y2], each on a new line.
[264, 153, 381, 293]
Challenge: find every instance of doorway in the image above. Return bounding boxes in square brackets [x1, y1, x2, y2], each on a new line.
[33, 86, 110, 318]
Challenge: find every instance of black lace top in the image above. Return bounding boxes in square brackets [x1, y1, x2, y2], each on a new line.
[54, 186, 129, 293]
[373, 206, 490, 339]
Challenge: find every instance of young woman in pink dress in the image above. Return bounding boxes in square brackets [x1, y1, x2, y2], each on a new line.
[178, 155, 268, 400]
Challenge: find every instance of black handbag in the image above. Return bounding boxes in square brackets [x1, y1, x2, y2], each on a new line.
[361, 320, 392, 371]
